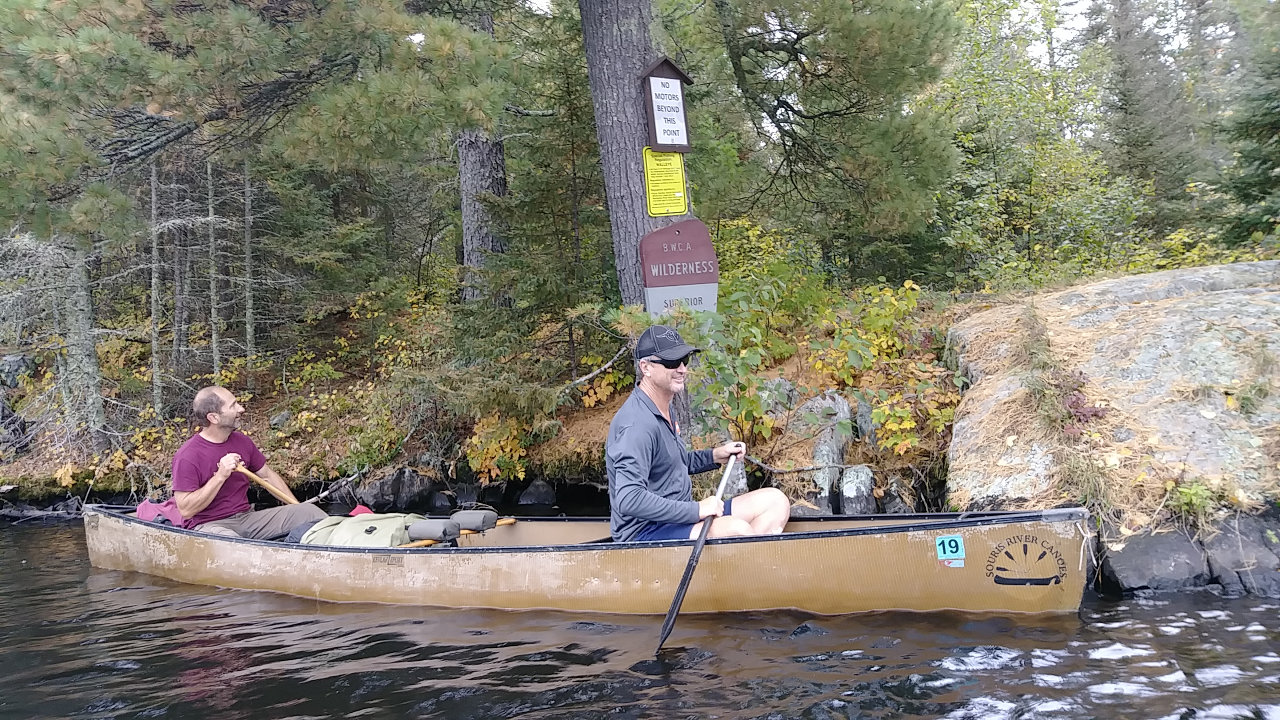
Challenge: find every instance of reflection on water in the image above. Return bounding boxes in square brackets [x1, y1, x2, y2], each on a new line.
[1, 521, 1277, 719]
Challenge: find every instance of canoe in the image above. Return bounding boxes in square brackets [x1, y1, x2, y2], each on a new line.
[83, 505, 1091, 615]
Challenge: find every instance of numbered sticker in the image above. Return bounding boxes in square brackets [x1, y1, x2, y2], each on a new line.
[935, 535, 966, 561]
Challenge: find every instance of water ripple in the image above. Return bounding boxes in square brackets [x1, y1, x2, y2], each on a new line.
[3, 522, 1279, 719]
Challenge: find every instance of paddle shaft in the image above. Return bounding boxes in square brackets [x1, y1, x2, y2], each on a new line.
[234, 464, 298, 505]
[655, 455, 736, 655]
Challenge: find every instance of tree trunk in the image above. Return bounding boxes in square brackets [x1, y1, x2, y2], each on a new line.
[456, 12, 509, 304]
[172, 228, 190, 374]
[243, 158, 256, 390]
[579, 0, 694, 308]
[208, 160, 221, 380]
[149, 161, 164, 420]
[457, 129, 510, 303]
[62, 240, 108, 451]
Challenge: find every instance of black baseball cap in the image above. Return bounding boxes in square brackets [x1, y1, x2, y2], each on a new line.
[634, 325, 701, 361]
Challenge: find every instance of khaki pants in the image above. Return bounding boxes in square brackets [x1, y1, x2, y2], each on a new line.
[196, 503, 328, 540]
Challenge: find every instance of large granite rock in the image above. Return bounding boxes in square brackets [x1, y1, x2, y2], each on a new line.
[1202, 513, 1280, 598]
[947, 261, 1280, 508]
[1098, 512, 1280, 597]
[789, 393, 859, 515]
[839, 465, 876, 514]
[1099, 530, 1213, 594]
[780, 392, 877, 515]
[518, 479, 557, 507]
[356, 467, 439, 512]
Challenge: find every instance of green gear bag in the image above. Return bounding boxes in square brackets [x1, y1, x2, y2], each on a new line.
[299, 513, 424, 548]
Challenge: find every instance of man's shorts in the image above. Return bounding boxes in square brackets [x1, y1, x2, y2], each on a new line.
[634, 498, 734, 542]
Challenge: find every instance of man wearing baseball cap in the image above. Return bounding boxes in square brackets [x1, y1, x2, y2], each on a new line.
[606, 325, 790, 542]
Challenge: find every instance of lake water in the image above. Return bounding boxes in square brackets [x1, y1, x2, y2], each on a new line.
[2, 521, 1277, 719]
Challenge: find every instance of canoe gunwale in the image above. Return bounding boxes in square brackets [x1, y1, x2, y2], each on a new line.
[84, 504, 1088, 555]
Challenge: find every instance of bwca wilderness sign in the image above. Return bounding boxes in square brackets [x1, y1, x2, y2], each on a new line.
[639, 218, 719, 316]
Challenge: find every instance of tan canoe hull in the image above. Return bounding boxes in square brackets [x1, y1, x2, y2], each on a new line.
[84, 506, 1091, 615]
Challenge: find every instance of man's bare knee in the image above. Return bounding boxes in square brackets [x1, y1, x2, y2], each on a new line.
[756, 487, 788, 507]
[705, 516, 753, 538]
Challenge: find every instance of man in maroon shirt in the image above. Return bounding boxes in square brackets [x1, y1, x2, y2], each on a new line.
[172, 386, 326, 538]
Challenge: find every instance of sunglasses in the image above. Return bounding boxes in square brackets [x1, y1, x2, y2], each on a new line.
[646, 354, 691, 369]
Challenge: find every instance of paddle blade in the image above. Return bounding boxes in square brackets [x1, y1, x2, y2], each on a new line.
[654, 455, 736, 656]
[655, 519, 713, 655]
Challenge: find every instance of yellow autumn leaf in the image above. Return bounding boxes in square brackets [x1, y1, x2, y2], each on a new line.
[54, 463, 77, 488]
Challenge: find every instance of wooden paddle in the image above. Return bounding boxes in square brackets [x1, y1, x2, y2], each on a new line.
[655, 454, 736, 655]
[235, 463, 298, 506]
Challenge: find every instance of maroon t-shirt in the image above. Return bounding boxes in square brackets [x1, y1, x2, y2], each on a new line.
[171, 431, 267, 528]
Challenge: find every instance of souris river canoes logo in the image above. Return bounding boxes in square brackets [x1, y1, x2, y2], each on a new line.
[985, 534, 1068, 586]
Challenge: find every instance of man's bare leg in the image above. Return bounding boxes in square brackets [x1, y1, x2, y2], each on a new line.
[724, 488, 790, 534]
[688, 488, 791, 539]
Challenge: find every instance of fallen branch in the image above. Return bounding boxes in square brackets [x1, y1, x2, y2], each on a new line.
[557, 344, 629, 397]
[747, 454, 865, 475]
[1, 508, 82, 521]
[304, 467, 365, 505]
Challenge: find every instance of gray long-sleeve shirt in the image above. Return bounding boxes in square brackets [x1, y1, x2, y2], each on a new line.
[606, 389, 717, 542]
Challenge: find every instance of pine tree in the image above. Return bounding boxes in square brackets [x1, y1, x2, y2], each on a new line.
[579, 0, 698, 307]
[1083, 0, 1199, 226]
[707, 0, 960, 277]
[0, 0, 511, 450]
[1222, 2, 1280, 244]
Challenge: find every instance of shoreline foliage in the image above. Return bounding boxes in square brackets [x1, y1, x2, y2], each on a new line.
[0, 0, 1276, 531]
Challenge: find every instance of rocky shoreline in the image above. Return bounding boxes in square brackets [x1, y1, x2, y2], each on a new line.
[5, 262, 1280, 601]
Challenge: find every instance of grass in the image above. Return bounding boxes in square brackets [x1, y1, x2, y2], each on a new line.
[1235, 379, 1271, 416]
[1169, 480, 1220, 527]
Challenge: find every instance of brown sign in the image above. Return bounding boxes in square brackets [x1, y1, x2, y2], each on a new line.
[642, 57, 693, 154]
[639, 219, 719, 316]
[640, 219, 718, 287]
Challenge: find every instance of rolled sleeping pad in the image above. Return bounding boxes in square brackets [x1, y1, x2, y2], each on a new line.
[451, 509, 498, 532]
[406, 518, 461, 542]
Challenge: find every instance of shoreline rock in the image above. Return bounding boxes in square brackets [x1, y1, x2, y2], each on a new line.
[1097, 509, 1280, 598]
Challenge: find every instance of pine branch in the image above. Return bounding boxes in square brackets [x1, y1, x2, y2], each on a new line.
[83, 53, 361, 177]
[503, 104, 555, 117]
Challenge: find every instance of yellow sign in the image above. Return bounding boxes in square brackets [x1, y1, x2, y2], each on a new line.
[643, 147, 687, 217]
